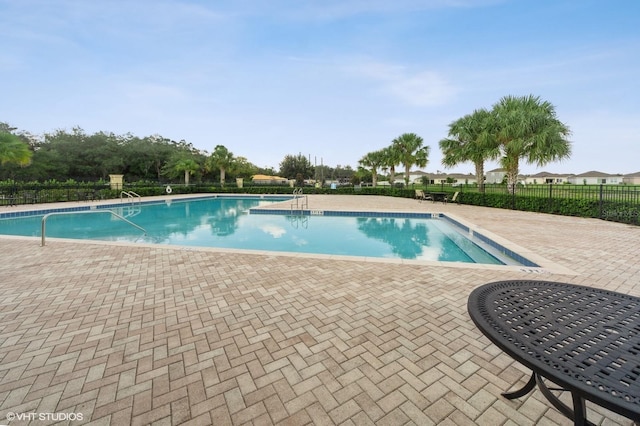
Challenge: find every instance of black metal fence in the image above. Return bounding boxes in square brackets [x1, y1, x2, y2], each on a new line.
[0, 183, 112, 206]
[424, 183, 640, 225]
[0, 181, 296, 206]
[2, 181, 639, 225]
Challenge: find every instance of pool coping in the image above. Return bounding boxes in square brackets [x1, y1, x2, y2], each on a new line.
[0, 194, 577, 275]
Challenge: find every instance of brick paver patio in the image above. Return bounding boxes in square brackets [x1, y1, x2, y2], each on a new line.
[1, 195, 638, 425]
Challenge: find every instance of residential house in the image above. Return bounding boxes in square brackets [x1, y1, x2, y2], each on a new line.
[388, 170, 427, 185]
[524, 172, 573, 185]
[623, 172, 640, 185]
[393, 171, 479, 186]
[485, 168, 527, 185]
[447, 173, 478, 186]
[485, 168, 506, 184]
[568, 171, 623, 185]
[407, 170, 429, 185]
[251, 174, 289, 184]
[416, 172, 449, 185]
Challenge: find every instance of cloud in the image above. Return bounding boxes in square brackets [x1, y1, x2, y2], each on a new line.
[387, 71, 458, 107]
[238, 0, 506, 21]
[343, 60, 458, 106]
[260, 225, 287, 238]
[120, 82, 189, 104]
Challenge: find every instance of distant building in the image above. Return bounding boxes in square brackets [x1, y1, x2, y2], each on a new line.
[389, 170, 428, 185]
[485, 168, 527, 185]
[568, 171, 623, 185]
[251, 174, 288, 184]
[524, 172, 572, 185]
[485, 168, 506, 184]
[420, 172, 448, 185]
[390, 171, 478, 185]
[623, 172, 640, 185]
[447, 173, 478, 186]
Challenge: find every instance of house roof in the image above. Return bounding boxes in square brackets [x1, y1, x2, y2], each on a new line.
[528, 171, 572, 178]
[252, 174, 287, 180]
[623, 171, 640, 177]
[447, 173, 476, 179]
[572, 170, 616, 177]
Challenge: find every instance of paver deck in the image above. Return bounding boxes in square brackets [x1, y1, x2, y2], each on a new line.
[1, 194, 638, 425]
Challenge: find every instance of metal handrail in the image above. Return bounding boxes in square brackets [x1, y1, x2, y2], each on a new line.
[290, 188, 308, 213]
[41, 210, 147, 246]
[120, 191, 141, 203]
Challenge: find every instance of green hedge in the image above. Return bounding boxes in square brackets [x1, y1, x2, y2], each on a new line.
[2, 181, 637, 226]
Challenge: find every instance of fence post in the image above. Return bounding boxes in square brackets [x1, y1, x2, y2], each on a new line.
[510, 184, 516, 210]
[599, 184, 604, 219]
[549, 184, 553, 212]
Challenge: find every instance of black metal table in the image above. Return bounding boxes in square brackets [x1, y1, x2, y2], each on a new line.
[468, 280, 640, 425]
[427, 192, 447, 203]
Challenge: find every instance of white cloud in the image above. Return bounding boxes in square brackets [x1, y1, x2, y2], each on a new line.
[387, 71, 458, 107]
[121, 82, 189, 103]
[240, 0, 507, 20]
[260, 225, 287, 238]
[343, 60, 458, 106]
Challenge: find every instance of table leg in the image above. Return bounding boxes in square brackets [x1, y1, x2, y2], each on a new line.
[502, 372, 536, 399]
[571, 392, 588, 426]
[536, 374, 594, 426]
[503, 372, 595, 426]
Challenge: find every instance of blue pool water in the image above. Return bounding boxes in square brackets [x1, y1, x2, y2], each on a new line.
[0, 196, 523, 265]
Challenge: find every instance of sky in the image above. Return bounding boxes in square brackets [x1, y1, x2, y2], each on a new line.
[1, 0, 639, 175]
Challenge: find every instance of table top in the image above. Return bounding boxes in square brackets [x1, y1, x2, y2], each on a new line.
[468, 280, 640, 420]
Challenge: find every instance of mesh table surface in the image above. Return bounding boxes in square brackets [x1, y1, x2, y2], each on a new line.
[468, 280, 640, 421]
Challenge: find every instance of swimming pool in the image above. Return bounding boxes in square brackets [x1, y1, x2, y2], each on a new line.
[0, 196, 534, 265]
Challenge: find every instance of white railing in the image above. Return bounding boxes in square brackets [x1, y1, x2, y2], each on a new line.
[120, 191, 141, 203]
[290, 188, 308, 213]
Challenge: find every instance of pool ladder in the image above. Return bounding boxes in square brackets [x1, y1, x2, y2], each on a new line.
[41, 210, 147, 246]
[121, 191, 141, 203]
[291, 188, 308, 214]
[288, 215, 308, 229]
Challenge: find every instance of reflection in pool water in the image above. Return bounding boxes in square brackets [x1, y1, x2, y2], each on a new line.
[0, 197, 505, 264]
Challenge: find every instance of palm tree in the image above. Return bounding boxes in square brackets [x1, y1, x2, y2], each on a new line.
[492, 95, 571, 193]
[358, 150, 385, 187]
[163, 155, 200, 185]
[381, 145, 402, 186]
[0, 132, 32, 167]
[439, 108, 498, 193]
[207, 145, 235, 187]
[391, 133, 430, 186]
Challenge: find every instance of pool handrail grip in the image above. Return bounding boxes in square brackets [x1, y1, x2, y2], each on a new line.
[41, 210, 147, 246]
[291, 188, 308, 213]
[120, 191, 141, 203]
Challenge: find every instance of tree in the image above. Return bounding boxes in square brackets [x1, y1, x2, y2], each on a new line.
[380, 145, 401, 186]
[492, 95, 571, 193]
[122, 135, 176, 181]
[0, 130, 33, 167]
[163, 153, 201, 185]
[230, 156, 258, 179]
[279, 154, 314, 181]
[256, 166, 278, 176]
[358, 150, 385, 187]
[391, 133, 430, 186]
[38, 127, 120, 180]
[207, 145, 234, 187]
[439, 108, 498, 193]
